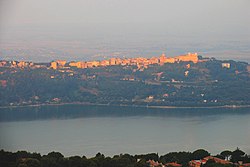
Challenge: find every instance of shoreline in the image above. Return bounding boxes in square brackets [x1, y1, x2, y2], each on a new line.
[1, 102, 250, 109]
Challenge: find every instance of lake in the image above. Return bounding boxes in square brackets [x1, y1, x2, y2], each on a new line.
[0, 105, 250, 157]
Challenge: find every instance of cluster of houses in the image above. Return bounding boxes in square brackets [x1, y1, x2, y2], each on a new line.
[0, 53, 235, 71]
[147, 156, 250, 167]
[50, 53, 199, 69]
[0, 53, 200, 70]
[147, 160, 182, 167]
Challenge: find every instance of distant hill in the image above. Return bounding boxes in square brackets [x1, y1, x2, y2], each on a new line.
[0, 54, 249, 107]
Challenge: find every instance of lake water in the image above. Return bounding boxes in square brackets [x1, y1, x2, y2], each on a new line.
[0, 105, 250, 157]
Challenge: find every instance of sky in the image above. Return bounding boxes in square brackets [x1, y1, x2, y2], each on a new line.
[0, 0, 250, 62]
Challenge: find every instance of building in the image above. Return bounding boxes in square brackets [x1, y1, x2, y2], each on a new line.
[165, 162, 182, 167]
[149, 57, 159, 64]
[176, 53, 199, 63]
[100, 60, 110, 66]
[50, 62, 58, 69]
[189, 156, 232, 167]
[203, 156, 232, 165]
[86, 61, 99, 68]
[0, 60, 7, 67]
[121, 59, 129, 65]
[222, 63, 230, 68]
[240, 163, 250, 167]
[8, 52, 203, 70]
[69, 61, 87, 68]
[247, 65, 250, 72]
[109, 58, 117, 65]
[90, 61, 100, 67]
[56, 60, 67, 67]
[147, 160, 164, 167]
[189, 160, 206, 167]
[17, 61, 29, 68]
[165, 57, 176, 63]
[159, 53, 167, 65]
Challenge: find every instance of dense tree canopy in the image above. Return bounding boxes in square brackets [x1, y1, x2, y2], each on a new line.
[1, 149, 249, 167]
[0, 59, 249, 107]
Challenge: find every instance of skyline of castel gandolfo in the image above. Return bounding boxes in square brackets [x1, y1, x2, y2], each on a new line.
[50, 52, 199, 70]
[0, 52, 200, 70]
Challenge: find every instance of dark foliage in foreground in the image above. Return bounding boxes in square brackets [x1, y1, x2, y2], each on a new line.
[0, 148, 249, 167]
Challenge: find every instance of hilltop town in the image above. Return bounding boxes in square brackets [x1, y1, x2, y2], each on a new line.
[50, 53, 199, 70]
[0, 53, 249, 107]
[0, 53, 199, 70]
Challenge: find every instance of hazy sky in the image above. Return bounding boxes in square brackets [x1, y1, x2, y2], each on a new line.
[1, 0, 249, 34]
[0, 0, 250, 61]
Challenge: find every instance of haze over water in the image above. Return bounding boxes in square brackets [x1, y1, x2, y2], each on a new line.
[0, 105, 250, 157]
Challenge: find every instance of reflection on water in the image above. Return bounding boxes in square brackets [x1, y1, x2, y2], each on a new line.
[0, 105, 250, 157]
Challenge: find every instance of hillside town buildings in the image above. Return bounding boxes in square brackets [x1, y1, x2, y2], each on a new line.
[54, 52, 199, 70]
[147, 156, 250, 167]
[189, 156, 232, 167]
[222, 63, 231, 68]
[0, 52, 202, 70]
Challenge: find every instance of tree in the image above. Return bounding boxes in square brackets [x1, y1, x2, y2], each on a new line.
[231, 148, 245, 163]
[220, 150, 232, 161]
[46, 152, 64, 159]
[41, 152, 66, 167]
[68, 156, 82, 167]
[192, 149, 210, 160]
[24, 158, 41, 167]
